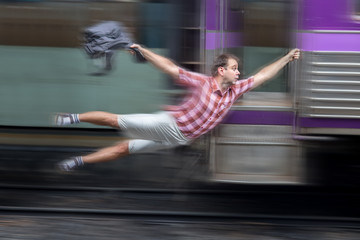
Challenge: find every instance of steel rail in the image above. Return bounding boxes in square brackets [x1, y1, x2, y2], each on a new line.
[1, 205, 360, 228]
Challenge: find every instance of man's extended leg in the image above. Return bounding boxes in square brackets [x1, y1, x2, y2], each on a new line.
[55, 111, 119, 128]
[58, 141, 130, 171]
[79, 111, 120, 128]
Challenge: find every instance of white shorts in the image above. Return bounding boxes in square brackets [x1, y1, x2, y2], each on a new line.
[117, 111, 190, 154]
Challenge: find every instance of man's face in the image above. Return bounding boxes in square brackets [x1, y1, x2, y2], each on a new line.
[223, 58, 240, 85]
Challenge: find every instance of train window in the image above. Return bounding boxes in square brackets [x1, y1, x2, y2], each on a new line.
[354, 0, 360, 21]
[241, 0, 292, 92]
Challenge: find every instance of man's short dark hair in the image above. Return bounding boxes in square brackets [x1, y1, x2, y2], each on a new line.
[211, 53, 241, 77]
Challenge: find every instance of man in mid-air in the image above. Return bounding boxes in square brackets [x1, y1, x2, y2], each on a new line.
[56, 44, 300, 171]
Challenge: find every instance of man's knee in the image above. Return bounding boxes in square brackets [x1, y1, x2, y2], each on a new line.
[106, 114, 120, 128]
[113, 141, 130, 155]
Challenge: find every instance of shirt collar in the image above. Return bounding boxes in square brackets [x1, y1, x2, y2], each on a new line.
[211, 77, 222, 94]
[210, 77, 231, 96]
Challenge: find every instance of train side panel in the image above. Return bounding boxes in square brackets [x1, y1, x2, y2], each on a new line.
[209, 0, 360, 186]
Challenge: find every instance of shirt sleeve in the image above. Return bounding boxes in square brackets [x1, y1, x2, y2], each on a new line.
[176, 68, 207, 87]
[233, 76, 255, 97]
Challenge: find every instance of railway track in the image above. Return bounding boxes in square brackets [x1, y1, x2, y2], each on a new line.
[1, 185, 360, 240]
[1, 211, 360, 240]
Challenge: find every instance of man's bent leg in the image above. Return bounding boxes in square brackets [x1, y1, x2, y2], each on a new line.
[58, 141, 130, 171]
[82, 141, 130, 164]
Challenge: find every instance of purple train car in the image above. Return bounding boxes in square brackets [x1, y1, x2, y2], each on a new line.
[1, 0, 357, 187]
[206, 0, 360, 185]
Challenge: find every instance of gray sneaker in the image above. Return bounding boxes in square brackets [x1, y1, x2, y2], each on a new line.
[57, 157, 83, 171]
[54, 113, 77, 126]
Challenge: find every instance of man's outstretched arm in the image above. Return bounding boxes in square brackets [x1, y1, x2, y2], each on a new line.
[130, 44, 179, 79]
[251, 48, 300, 90]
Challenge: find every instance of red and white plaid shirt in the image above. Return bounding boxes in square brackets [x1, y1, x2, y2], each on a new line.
[166, 68, 254, 139]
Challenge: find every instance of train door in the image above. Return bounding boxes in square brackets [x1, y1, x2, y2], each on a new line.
[207, 0, 304, 184]
[294, 0, 360, 185]
[296, 0, 360, 135]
